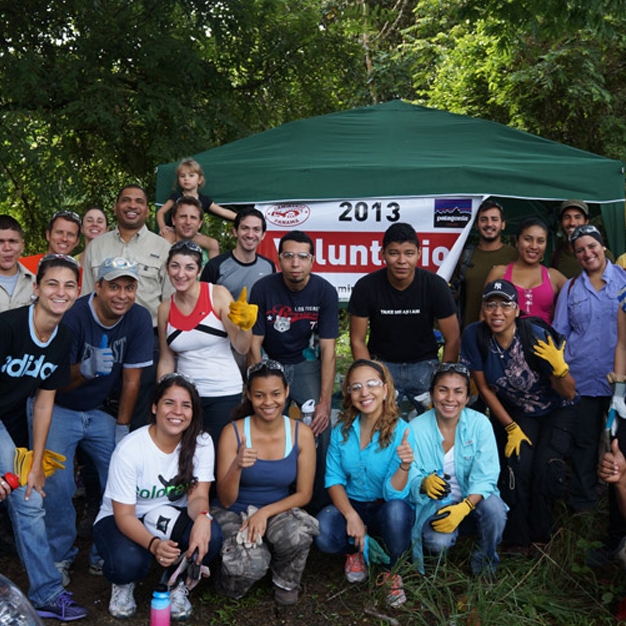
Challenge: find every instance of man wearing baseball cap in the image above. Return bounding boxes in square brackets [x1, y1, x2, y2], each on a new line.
[31, 256, 154, 585]
[550, 199, 614, 278]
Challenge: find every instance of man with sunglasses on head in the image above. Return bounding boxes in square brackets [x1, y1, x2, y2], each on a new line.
[33, 257, 154, 585]
[249, 230, 339, 511]
[451, 200, 517, 329]
[20, 210, 82, 276]
[550, 199, 615, 279]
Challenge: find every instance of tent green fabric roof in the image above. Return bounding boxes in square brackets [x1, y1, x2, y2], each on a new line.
[156, 100, 626, 252]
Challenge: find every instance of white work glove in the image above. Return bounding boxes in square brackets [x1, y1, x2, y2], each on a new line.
[611, 382, 626, 420]
[80, 346, 114, 379]
[115, 424, 129, 446]
[235, 505, 263, 549]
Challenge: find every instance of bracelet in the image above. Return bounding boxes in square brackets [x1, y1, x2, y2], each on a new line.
[200, 510, 213, 523]
[399, 464, 411, 472]
[148, 536, 159, 555]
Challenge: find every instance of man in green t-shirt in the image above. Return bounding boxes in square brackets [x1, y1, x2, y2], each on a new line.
[550, 199, 614, 278]
[452, 200, 517, 329]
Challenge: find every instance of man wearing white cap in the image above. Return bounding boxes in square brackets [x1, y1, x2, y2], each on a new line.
[30, 256, 153, 586]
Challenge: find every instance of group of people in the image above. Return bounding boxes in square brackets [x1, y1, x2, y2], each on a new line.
[1, 170, 626, 620]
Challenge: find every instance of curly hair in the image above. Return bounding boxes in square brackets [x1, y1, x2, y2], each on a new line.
[338, 360, 400, 449]
[149, 374, 204, 494]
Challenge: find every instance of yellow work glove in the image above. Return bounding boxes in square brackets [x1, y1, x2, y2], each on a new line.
[420, 471, 451, 500]
[13, 448, 67, 485]
[227, 287, 258, 331]
[13, 448, 33, 486]
[504, 421, 532, 458]
[430, 498, 475, 534]
[42, 449, 66, 476]
[532, 335, 569, 378]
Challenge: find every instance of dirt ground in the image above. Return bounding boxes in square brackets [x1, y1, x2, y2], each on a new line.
[1, 532, 403, 626]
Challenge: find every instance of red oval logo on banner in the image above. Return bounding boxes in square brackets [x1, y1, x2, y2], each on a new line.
[265, 204, 311, 227]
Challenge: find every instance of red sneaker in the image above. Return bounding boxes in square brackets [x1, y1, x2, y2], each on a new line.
[377, 572, 406, 608]
[344, 552, 368, 583]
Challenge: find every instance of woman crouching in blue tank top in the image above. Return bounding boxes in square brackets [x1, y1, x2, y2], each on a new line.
[314, 359, 416, 608]
[212, 360, 318, 605]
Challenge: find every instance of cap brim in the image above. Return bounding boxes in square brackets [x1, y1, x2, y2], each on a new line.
[99, 269, 139, 282]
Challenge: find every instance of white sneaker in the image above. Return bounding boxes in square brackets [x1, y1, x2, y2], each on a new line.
[170, 579, 192, 620]
[54, 560, 71, 587]
[109, 582, 136, 618]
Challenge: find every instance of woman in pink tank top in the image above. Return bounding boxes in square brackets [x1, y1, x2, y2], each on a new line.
[485, 218, 567, 323]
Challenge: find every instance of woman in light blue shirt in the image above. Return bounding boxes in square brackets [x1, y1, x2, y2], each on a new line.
[409, 363, 507, 578]
[315, 359, 415, 607]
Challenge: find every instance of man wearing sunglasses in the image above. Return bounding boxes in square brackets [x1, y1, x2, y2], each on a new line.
[20, 211, 81, 276]
[33, 256, 154, 585]
[249, 230, 339, 510]
[550, 199, 614, 279]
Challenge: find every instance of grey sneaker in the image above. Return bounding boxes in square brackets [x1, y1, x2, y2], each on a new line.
[169, 579, 192, 620]
[55, 560, 71, 587]
[109, 583, 136, 618]
[274, 584, 299, 605]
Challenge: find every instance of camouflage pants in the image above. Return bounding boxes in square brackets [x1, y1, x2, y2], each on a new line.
[212, 507, 319, 598]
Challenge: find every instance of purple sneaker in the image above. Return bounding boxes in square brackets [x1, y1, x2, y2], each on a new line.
[36, 591, 88, 621]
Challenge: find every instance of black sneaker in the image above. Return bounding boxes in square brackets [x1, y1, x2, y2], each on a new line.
[36, 591, 89, 621]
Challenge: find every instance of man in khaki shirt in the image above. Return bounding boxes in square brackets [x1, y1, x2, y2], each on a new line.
[0, 215, 35, 312]
[82, 185, 173, 326]
[81, 184, 173, 428]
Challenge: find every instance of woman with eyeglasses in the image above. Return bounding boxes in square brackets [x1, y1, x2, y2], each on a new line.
[485, 217, 567, 323]
[551, 225, 626, 512]
[93, 373, 223, 620]
[157, 240, 256, 446]
[408, 363, 506, 578]
[76, 207, 109, 266]
[315, 359, 415, 608]
[212, 361, 318, 605]
[0, 254, 89, 620]
[461, 279, 577, 554]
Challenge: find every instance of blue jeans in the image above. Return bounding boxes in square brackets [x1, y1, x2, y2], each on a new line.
[0, 420, 64, 606]
[315, 499, 415, 566]
[382, 359, 438, 415]
[93, 514, 223, 585]
[283, 359, 331, 512]
[29, 402, 115, 566]
[421, 494, 507, 575]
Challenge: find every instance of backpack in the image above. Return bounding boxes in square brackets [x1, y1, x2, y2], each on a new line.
[450, 243, 476, 328]
[475, 315, 565, 373]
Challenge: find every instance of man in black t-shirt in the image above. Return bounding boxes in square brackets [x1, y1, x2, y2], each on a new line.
[348, 223, 460, 413]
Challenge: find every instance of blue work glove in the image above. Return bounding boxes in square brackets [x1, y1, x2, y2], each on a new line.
[80, 346, 114, 379]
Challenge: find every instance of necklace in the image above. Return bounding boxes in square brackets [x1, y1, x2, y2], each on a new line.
[491, 337, 509, 360]
[32, 312, 53, 343]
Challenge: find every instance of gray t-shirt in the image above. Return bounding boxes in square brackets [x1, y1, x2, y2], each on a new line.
[200, 251, 275, 300]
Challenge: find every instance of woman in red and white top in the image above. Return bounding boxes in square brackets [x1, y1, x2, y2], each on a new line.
[157, 240, 255, 446]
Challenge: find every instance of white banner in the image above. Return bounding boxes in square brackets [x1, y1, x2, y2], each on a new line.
[256, 196, 484, 301]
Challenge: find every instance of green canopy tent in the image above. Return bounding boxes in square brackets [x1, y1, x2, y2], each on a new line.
[156, 99, 626, 254]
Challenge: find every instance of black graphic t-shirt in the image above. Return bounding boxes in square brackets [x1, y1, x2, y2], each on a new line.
[0, 305, 71, 419]
[250, 273, 339, 364]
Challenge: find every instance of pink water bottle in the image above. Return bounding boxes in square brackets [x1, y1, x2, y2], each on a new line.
[150, 583, 170, 626]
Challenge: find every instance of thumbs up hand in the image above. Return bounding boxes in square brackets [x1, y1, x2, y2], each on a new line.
[228, 287, 258, 331]
[235, 433, 258, 469]
[396, 428, 414, 469]
[598, 438, 626, 484]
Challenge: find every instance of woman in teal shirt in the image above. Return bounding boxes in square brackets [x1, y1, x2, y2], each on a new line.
[409, 363, 507, 577]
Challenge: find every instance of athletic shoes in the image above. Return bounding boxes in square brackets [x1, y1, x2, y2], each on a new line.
[170, 579, 192, 620]
[345, 552, 368, 583]
[109, 583, 136, 618]
[377, 572, 406, 608]
[36, 591, 89, 621]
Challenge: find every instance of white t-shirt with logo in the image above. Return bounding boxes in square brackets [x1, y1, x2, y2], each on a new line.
[96, 425, 215, 524]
